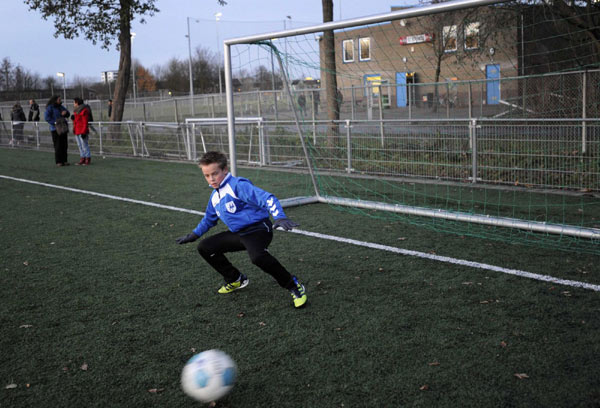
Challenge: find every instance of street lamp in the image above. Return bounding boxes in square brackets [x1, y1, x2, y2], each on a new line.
[56, 72, 66, 102]
[186, 17, 200, 116]
[131, 32, 137, 106]
[215, 12, 223, 95]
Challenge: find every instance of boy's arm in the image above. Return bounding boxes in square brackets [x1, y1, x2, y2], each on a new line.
[236, 180, 299, 231]
[176, 199, 219, 244]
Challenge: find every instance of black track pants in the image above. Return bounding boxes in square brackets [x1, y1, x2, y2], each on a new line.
[197, 226, 294, 289]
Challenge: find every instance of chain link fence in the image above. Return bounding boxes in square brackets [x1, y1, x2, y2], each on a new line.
[3, 117, 598, 191]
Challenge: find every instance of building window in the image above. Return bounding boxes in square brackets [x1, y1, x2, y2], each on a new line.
[443, 25, 457, 53]
[464, 22, 480, 50]
[359, 37, 371, 61]
[342, 39, 354, 63]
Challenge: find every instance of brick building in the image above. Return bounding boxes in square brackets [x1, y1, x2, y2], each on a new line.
[320, 5, 519, 108]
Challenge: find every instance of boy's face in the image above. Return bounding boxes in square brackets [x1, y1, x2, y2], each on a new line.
[201, 162, 228, 189]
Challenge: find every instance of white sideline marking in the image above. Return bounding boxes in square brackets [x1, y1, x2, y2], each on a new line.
[2, 174, 599, 292]
[0, 175, 204, 216]
[290, 229, 600, 292]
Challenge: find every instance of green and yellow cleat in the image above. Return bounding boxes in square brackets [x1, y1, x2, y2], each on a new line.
[289, 277, 307, 308]
[218, 274, 249, 294]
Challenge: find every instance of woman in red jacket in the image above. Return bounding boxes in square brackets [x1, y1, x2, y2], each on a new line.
[72, 97, 92, 165]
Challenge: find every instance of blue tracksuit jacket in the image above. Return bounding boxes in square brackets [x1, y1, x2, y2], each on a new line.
[193, 173, 287, 237]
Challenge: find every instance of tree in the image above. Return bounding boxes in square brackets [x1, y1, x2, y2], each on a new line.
[26, 0, 159, 121]
[135, 64, 157, 93]
[416, 1, 515, 111]
[192, 47, 219, 93]
[321, 0, 339, 142]
[43, 75, 57, 95]
[1, 58, 13, 92]
[520, 0, 600, 72]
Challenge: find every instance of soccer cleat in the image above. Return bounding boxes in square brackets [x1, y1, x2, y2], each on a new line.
[289, 277, 307, 308]
[218, 274, 249, 294]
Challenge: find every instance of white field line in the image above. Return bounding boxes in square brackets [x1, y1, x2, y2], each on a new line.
[2, 174, 599, 292]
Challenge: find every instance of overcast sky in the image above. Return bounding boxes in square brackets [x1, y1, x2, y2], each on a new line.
[1, 0, 414, 84]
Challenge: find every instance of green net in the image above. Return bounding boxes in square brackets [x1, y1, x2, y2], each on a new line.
[227, 2, 600, 254]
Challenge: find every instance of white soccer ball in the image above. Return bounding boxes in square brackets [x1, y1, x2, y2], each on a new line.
[181, 349, 237, 403]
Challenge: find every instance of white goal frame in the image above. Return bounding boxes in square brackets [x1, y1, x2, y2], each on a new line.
[219, 0, 600, 240]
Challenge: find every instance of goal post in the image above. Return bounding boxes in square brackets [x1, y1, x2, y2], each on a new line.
[220, 0, 600, 253]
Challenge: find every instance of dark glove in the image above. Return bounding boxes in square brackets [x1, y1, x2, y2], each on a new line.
[176, 232, 199, 244]
[273, 218, 299, 231]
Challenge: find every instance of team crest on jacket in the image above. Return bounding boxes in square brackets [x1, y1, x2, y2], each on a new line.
[225, 201, 237, 213]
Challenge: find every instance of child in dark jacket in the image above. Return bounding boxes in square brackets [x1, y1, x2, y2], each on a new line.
[44, 95, 70, 166]
[176, 151, 307, 308]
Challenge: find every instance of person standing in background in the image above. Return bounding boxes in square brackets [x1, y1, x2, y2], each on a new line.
[107, 99, 113, 120]
[10, 103, 26, 145]
[28, 99, 40, 121]
[44, 95, 70, 167]
[72, 97, 92, 166]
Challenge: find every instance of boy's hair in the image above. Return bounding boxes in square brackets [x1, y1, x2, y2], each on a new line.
[199, 151, 228, 169]
[73, 97, 84, 105]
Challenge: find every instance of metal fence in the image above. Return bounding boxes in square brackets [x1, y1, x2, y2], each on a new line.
[2, 69, 598, 125]
[2, 118, 598, 192]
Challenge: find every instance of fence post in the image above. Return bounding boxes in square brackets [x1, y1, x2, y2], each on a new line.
[582, 70, 587, 154]
[468, 82, 473, 121]
[35, 122, 40, 149]
[351, 85, 355, 120]
[522, 77, 527, 117]
[139, 123, 148, 157]
[127, 123, 137, 156]
[470, 118, 478, 184]
[99, 123, 104, 155]
[367, 84, 373, 121]
[378, 86, 384, 147]
[258, 120, 265, 166]
[257, 91, 262, 117]
[408, 83, 412, 120]
[480, 81, 484, 117]
[345, 119, 352, 173]
[174, 99, 179, 123]
[446, 81, 450, 119]
[191, 123, 197, 160]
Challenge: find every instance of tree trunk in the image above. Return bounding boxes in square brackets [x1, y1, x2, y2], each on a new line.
[322, 0, 339, 143]
[111, 0, 132, 122]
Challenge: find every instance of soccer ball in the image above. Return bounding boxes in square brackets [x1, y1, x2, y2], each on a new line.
[181, 349, 237, 403]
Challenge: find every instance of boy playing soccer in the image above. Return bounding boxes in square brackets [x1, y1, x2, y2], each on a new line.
[176, 151, 307, 308]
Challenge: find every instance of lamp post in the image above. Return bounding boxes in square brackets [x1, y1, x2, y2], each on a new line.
[215, 12, 223, 95]
[56, 72, 66, 102]
[131, 32, 137, 106]
[186, 17, 199, 116]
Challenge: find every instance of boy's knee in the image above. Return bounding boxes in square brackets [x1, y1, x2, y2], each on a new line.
[196, 240, 213, 257]
[249, 250, 273, 268]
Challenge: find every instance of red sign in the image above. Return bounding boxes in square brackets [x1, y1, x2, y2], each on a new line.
[399, 33, 434, 45]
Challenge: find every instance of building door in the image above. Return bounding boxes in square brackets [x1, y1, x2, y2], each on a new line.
[486, 64, 500, 105]
[396, 72, 407, 107]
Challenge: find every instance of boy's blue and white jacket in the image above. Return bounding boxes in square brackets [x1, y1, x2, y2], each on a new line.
[193, 173, 287, 237]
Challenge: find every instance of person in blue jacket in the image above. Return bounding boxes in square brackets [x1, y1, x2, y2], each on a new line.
[44, 95, 70, 166]
[176, 151, 307, 308]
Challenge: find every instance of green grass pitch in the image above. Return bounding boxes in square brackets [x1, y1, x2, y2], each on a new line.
[1, 148, 599, 407]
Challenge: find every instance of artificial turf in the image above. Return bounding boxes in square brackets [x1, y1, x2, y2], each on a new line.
[1, 148, 599, 407]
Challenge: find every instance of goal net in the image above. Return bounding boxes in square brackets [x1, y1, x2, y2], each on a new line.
[222, 0, 600, 254]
